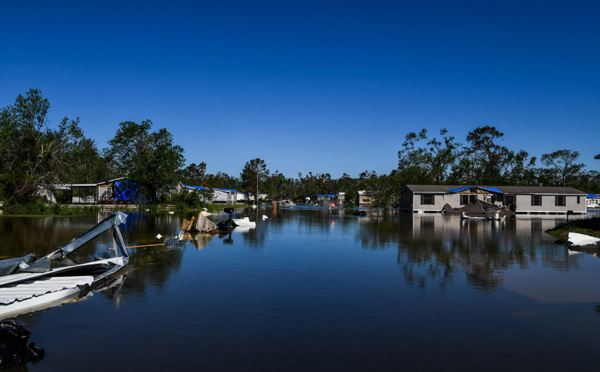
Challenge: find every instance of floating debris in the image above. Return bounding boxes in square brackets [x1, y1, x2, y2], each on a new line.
[0, 321, 44, 369]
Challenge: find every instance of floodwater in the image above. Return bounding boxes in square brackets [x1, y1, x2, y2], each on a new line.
[1, 207, 600, 371]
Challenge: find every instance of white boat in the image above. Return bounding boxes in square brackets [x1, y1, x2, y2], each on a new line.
[460, 212, 505, 221]
[232, 217, 256, 229]
[0, 212, 129, 319]
[460, 212, 489, 221]
[568, 232, 600, 247]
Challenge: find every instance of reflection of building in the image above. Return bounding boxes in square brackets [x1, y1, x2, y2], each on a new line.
[399, 185, 587, 215]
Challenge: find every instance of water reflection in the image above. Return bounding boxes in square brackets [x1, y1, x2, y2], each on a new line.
[350, 213, 589, 293]
[2, 210, 600, 371]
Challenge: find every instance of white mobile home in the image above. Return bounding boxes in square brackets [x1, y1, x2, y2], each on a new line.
[399, 185, 587, 215]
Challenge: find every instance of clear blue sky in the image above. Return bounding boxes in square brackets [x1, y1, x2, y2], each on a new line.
[1, 0, 599, 178]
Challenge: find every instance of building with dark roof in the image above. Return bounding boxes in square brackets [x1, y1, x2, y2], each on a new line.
[399, 185, 587, 215]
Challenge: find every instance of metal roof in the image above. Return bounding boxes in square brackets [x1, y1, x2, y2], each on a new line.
[0, 276, 92, 305]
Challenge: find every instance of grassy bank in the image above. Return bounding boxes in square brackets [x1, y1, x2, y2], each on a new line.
[546, 216, 600, 240]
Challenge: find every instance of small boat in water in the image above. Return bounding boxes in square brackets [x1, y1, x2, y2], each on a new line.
[461, 212, 506, 221]
[0, 212, 129, 320]
[232, 217, 256, 228]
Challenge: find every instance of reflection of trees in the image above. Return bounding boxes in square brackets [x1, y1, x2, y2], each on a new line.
[121, 244, 184, 298]
[356, 215, 578, 292]
[0, 215, 100, 258]
[0, 212, 187, 306]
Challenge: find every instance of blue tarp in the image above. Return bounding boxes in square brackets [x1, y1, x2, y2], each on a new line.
[114, 181, 138, 202]
[448, 186, 503, 194]
[588, 193, 598, 198]
[183, 184, 205, 190]
[317, 194, 336, 197]
[479, 187, 503, 194]
[448, 187, 470, 193]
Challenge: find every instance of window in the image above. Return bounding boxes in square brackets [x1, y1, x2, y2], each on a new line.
[531, 195, 542, 206]
[555, 195, 565, 207]
[460, 195, 477, 205]
[577, 196, 580, 204]
[421, 194, 434, 205]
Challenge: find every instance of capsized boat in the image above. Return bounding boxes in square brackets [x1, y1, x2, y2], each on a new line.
[460, 212, 489, 221]
[568, 232, 600, 247]
[460, 212, 505, 221]
[0, 212, 129, 320]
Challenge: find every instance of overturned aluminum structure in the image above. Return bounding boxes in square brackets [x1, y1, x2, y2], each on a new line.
[0, 212, 129, 319]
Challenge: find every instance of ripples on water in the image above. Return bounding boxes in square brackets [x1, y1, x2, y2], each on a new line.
[1, 208, 600, 371]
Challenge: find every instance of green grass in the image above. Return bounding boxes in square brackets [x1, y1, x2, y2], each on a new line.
[546, 217, 600, 240]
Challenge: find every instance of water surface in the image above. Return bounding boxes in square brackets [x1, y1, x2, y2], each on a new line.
[1, 209, 600, 371]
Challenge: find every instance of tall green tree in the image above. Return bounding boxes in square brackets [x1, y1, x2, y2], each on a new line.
[398, 128, 462, 184]
[359, 170, 399, 212]
[463, 125, 505, 184]
[0, 89, 83, 204]
[541, 149, 585, 186]
[62, 137, 111, 184]
[179, 162, 207, 186]
[105, 120, 185, 203]
[397, 129, 433, 184]
[240, 158, 269, 201]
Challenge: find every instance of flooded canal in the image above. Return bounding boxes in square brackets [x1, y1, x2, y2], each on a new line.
[1, 208, 600, 371]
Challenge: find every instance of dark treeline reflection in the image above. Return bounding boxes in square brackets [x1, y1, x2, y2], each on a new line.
[355, 214, 579, 291]
[0, 215, 100, 258]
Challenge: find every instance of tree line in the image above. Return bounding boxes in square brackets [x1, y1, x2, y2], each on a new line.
[1, 90, 599, 208]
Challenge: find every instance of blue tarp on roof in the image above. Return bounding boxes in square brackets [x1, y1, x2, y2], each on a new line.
[588, 193, 598, 198]
[183, 184, 205, 190]
[448, 186, 503, 194]
[479, 187, 503, 194]
[448, 187, 470, 193]
[215, 188, 236, 193]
